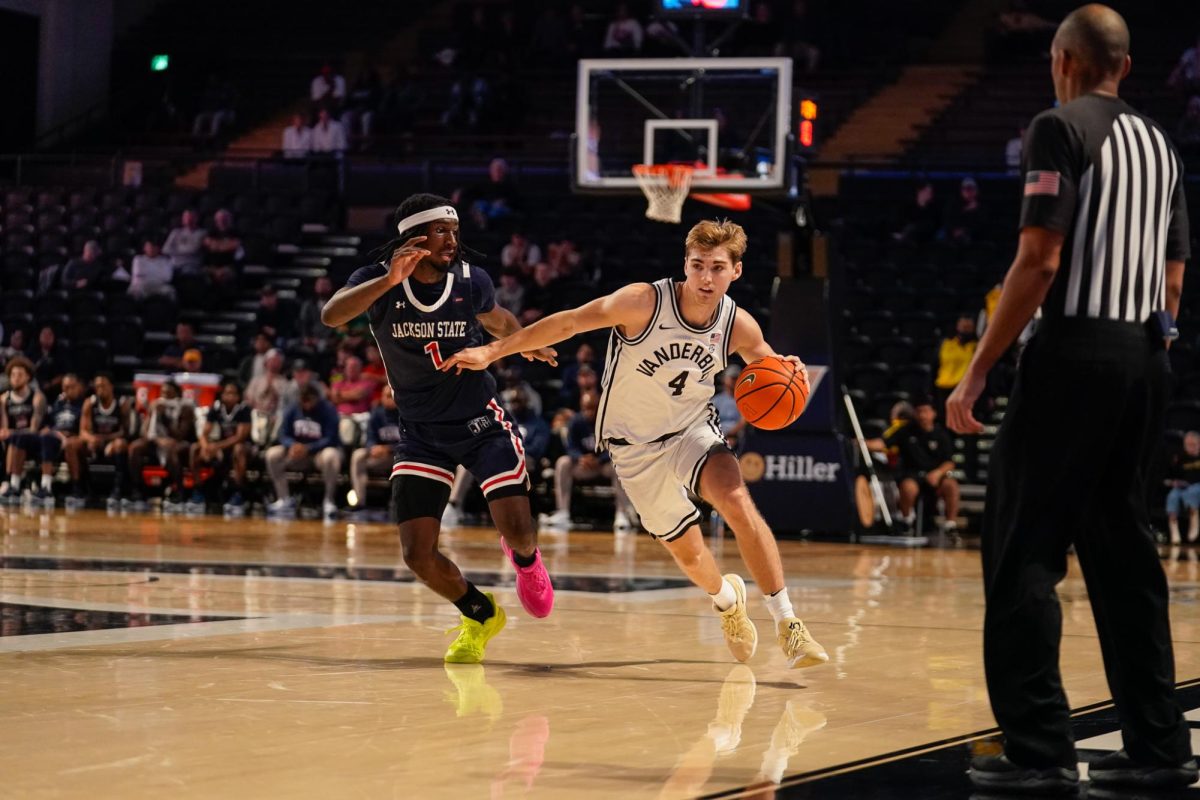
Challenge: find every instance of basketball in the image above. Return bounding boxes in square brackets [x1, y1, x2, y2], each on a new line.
[734, 356, 809, 430]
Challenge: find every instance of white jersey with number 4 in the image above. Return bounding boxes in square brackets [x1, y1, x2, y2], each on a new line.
[597, 278, 737, 446]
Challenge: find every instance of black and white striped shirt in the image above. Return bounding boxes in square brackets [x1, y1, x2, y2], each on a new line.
[1020, 93, 1190, 322]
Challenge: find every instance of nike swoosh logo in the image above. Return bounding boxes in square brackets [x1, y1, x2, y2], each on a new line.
[738, 374, 756, 388]
[658, 324, 675, 330]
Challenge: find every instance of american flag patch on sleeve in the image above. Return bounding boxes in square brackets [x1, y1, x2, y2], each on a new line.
[1024, 170, 1061, 197]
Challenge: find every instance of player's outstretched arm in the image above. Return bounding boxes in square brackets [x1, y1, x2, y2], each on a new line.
[730, 308, 809, 389]
[442, 283, 657, 373]
[321, 237, 430, 327]
[476, 305, 559, 367]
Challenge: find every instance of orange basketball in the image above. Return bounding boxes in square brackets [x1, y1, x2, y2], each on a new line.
[734, 356, 809, 430]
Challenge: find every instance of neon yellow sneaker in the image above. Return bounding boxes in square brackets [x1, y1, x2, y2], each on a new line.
[716, 574, 758, 663]
[777, 618, 828, 668]
[442, 664, 504, 721]
[444, 592, 507, 664]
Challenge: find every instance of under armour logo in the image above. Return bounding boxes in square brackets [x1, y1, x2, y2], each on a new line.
[395, 300, 406, 309]
[470, 603, 482, 613]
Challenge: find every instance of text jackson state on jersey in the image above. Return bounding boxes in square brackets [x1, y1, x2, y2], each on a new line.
[345, 261, 498, 422]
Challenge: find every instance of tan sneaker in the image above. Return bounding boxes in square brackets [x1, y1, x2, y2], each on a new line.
[716, 574, 758, 662]
[777, 618, 828, 668]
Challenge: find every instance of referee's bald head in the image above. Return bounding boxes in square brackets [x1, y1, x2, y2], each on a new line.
[1053, 4, 1130, 78]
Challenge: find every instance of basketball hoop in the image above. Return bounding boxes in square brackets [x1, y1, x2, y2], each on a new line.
[632, 164, 694, 224]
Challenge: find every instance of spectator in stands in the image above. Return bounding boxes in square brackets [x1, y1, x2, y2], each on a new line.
[572, 365, 599, 413]
[712, 367, 746, 449]
[496, 270, 526, 316]
[376, 65, 422, 135]
[341, 65, 381, 145]
[310, 64, 346, 113]
[740, 2, 779, 56]
[506, 385, 550, 474]
[159, 322, 201, 370]
[780, 0, 820, 72]
[310, 108, 348, 156]
[559, 342, 597, 407]
[1005, 126, 1025, 171]
[256, 284, 295, 344]
[893, 181, 940, 244]
[546, 238, 582, 279]
[265, 386, 342, 519]
[935, 315, 978, 412]
[521, 262, 562, 324]
[202, 209, 243, 289]
[540, 391, 633, 532]
[30, 326, 65, 397]
[1168, 34, 1200, 96]
[163, 210, 206, 274]
[991, 0, 1056, 57]
[127, 380, 194, 510]
[189, 381, 252, 514]
[454, 157, 520, 230]
[0, 329, 26, 366]
[281, 113, 313, 158]
[875, 397, 960, 534]
[128, 238, 176, 302]
[0, 357, 47, 504]
[500, 230, 543, 274]
[603, 3, 643, 54]
[1166, 431, 1200, 545]
[282, 359, 328, 410]
[644, 17, 682, 57]
[238, 331, 273, 385]
[76, 373, 132, 509]
[940, 177, 984, 244]
[1176, 96, 1200, 153]
[30, 372, 84, 507]
[330, 355, 375, 416]
[245, 348, 289, 425]
[348, 383, 400, 511]
[192, 74, 237, 145]
[362, 346, 387, 403]
[61, 240, 107, 291]
[299, 275, 336, 354]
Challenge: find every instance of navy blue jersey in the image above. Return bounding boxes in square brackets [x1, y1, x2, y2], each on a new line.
[345, 261, 498, 423]
[366, 404, 402, 446]
[208, 400, 251, 440]
[49, 396, 83, 435]
[3, 389, 36, 431]
[90, 397, 125, 436]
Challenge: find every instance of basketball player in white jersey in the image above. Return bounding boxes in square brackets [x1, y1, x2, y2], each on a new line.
[444, 220, 827, 668]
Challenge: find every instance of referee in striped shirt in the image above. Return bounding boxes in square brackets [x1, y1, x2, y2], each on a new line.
[948, 5, 1196, 794]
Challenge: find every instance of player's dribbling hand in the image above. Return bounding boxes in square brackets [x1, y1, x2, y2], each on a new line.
[387, 236, 431, 285]
[946, 368, 986, 435]
[521, 347, 558, 367]
[777, 354, 810, 390]
[441, 345, 495, 374]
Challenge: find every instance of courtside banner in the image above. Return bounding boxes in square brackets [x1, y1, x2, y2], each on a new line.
[740, 428, 854, 535]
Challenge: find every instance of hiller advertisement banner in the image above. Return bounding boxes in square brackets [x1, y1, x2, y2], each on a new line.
[739, 427, 855, 535]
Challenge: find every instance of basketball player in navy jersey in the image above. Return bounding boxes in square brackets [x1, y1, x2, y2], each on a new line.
[445, 220, 828, 669]
[30, 372, 86, 508]
[322, 194, 557, 664]
[0, 357, 47, 505]
[76, 373, 132, 509]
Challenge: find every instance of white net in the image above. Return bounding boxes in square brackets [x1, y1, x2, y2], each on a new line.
[632, 164, 694, 224]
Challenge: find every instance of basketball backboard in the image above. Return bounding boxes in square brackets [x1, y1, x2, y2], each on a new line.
[574, 57, 793, 194]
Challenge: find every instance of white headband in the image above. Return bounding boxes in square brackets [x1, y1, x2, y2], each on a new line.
[397, 206, 458, 235]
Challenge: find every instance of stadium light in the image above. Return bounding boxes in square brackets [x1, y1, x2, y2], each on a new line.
[800, 99, 818, 121]
[799, 120, 814, 147]
[150, 54, 170, 72]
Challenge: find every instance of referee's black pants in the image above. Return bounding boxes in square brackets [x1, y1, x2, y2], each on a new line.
[982, 319, 1191, 769]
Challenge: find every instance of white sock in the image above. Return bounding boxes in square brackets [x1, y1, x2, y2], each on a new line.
[10, 476, 21, 491]
[764, 587, 795, 625]
[41, 474, 52, 490]
[710, 578, 738, 612]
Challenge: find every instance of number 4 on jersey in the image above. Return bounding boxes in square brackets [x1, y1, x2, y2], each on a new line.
[668, 371, 688, 396]
[424, 341, 444, 368]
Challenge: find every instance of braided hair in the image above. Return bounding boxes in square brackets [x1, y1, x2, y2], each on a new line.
[370, 193, 485, 265]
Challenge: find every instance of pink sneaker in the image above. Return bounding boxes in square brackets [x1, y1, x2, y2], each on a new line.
[500, 537, 554, 618]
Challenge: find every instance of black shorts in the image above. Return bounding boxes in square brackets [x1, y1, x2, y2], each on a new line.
[390, 399, 527, 521]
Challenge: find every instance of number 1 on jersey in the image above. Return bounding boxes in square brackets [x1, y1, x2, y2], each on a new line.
[424, 341, 444, 368]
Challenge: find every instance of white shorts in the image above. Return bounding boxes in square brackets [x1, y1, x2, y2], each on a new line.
[607, 422, 727, 541]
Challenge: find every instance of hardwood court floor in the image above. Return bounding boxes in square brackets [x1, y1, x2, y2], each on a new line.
[4, 510, 1200, 799]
